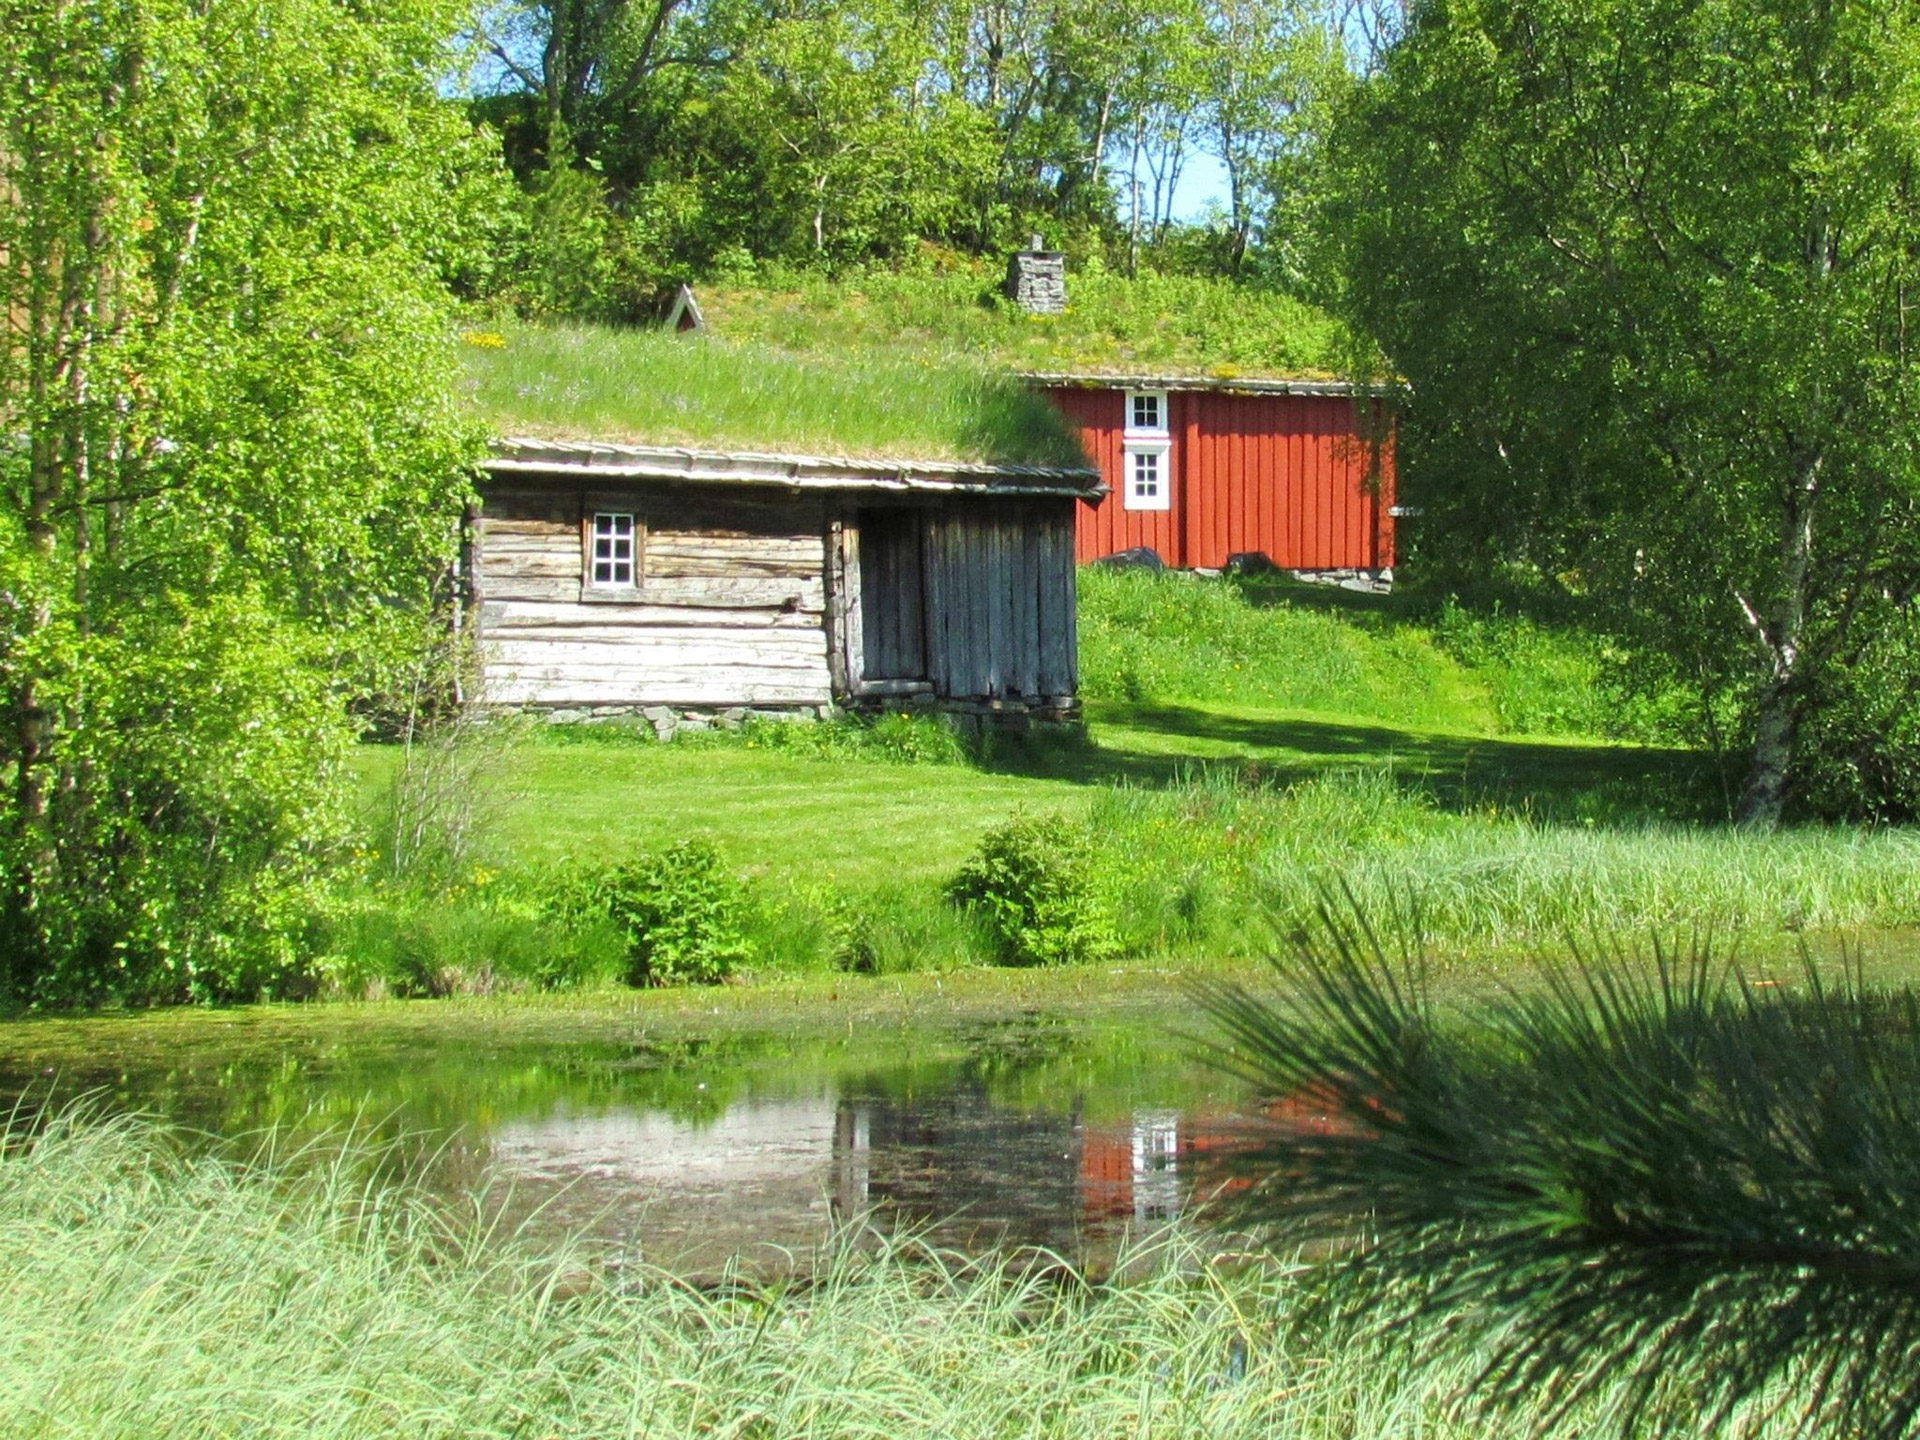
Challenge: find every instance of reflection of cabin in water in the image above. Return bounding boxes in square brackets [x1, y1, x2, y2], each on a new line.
[468, 440, 1101, 733]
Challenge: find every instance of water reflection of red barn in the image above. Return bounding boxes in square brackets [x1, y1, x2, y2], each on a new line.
[1076, 1092, 1347, 1227]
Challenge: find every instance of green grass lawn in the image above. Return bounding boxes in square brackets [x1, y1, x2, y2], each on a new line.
[354, 695, 1713, 892]
[341, 570, 1920, 990]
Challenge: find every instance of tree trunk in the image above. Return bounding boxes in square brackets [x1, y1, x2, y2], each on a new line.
[1734, 447, 1822, 828]
[1738, 678, 1795, 827]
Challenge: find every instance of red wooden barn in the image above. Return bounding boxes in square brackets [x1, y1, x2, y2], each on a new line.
[1032, 374, 1397, 581]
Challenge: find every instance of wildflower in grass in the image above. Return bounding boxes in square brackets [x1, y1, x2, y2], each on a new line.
[461, 329, 507, 349]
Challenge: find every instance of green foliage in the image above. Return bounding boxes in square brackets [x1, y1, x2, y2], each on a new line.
[470, 0, 1353, 286]
[505, 164, 658, 323]
[0, 1110, 1517, 1440]
[948, 814, 1116, 967]
[11, 596, 357, 1005]
[1790, 604, 1920, 822]
[1321, 0, 1920, 821]
[461, 319, 1089, 465]
[1200, 906, 1920, 1438]
[570, 840, 752, 986]
[0, 0, 499, 1003]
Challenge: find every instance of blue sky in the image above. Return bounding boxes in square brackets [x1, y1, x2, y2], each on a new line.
[1168, 152, 1231, 222]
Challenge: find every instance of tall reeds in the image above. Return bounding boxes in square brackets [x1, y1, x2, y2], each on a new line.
[1, 1107, 1492, 1439]
[1199, 903, 1920, 1438]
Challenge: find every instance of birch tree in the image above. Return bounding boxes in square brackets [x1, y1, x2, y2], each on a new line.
[1323, 0, 1920, 824]
[0, 0, 495, 999]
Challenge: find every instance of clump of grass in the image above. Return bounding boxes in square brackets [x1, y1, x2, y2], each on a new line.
[724, 711, 975, 766]
[0, 1109, 1514, 1440]
[1086, 769, 1920, 958]
[462, 320, 1090, 466]
[315, 894, 627, 998]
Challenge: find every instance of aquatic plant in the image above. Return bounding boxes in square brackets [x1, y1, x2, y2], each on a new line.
[1198, 903, 1920, 1438]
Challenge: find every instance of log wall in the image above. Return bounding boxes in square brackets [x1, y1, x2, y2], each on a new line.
[473, 478, 1081, 715]
[474, 482, 834, 708]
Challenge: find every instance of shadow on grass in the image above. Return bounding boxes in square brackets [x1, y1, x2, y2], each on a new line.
[985, 700, 1729, 823]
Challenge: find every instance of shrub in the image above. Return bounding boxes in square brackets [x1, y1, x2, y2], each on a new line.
[1791, 604, 1920, 821]
[948, 815, 1116, 966]
[586, 840, 751, 986]
[316, 895, 627, 998]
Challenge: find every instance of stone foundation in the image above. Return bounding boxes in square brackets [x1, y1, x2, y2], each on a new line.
[518, 696, 1081, 741]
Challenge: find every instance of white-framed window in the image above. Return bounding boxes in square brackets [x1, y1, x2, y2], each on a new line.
[589, 511, 637, 587]
[1122, 440, 1172, 511]
[1124, 388, 1170, 438]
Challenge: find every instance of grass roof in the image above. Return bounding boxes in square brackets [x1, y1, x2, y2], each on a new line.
[462, 322, 1092, 467]
[462, 263, 1345, 462]
[698, 262, 1345, 379]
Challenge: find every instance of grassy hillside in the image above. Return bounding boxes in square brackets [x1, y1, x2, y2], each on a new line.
[1077, 569, 1679, 743]
[695, 262, 1346, 377]
[461, 265, 1347, 455]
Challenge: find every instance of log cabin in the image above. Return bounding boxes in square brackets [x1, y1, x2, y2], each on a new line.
[468, 438, 1102, 732]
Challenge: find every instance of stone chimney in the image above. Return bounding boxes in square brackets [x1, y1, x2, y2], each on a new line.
[1005, 234, 1066, 314]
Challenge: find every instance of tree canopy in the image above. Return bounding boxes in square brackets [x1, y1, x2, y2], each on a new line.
[1321, 0, 1920, 823]
[468, 0, 1352, 308]
[0, 0, 501, 1001]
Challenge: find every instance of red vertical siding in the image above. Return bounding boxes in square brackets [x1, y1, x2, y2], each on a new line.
[1052, 385, 1395, 572]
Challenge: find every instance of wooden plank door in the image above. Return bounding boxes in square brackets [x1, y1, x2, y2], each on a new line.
[858, 509, 928, 681]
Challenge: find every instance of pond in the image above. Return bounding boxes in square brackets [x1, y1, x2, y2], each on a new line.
[0, 991, 1290, 1276]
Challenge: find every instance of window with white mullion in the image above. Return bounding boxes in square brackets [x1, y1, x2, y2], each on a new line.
[590, 511, 637, 587]
[1124, 388, 1169, 438]
[1122, 440, 1171, 511]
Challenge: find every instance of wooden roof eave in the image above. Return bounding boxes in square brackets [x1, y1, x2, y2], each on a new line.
[484, 438, 1106, 501]
[1020, 371, 1400, 399]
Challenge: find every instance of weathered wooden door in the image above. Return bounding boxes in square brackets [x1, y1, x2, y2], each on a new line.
[858, 509, 928, 681]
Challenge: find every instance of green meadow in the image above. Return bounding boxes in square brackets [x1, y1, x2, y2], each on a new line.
[333, 569, 1920, 997]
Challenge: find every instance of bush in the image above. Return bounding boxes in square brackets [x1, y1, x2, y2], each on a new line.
[573, 840, 752, 986]
[1791, 605, 1920, 821]
[948, 815, 1116, 967]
